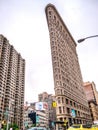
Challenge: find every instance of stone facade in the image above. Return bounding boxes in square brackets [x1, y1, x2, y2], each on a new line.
[83, 82, 98, 122]
[45, 4, 92, 126]
[38, 92, 56, 129]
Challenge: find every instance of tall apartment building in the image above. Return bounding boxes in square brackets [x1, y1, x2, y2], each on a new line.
[45, 4, 92, 126]
[0, 35, 25, 129]
[83, 82, 98, 122]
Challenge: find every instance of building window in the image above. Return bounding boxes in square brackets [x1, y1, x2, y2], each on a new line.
[74, 102, 76, 107]
[63, 106, 65, 113]
[62, 97, 64, 103]
[66, 99, 68, 104]
[70, 101, 72, 106]
[59, 106, 62, 114]
[66, 107, 70, 114]
[54, 15, 56, 20]
[60, 117, 63, 121]
[49, 11, 51, 15]
[58, 97, 61, 103]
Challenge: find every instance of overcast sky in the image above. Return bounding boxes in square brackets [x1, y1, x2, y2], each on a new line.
[0, 0, 98, 103]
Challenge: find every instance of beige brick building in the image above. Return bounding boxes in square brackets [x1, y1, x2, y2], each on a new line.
[38, 92, 56, 129]
[83, 82, 98, 122]
[45, 4, 92, 126]
[0, 35, 25, 129]
[24, 104, 49, 129]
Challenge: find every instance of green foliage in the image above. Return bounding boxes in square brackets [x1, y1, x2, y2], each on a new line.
[3, 124, 7, 130]
[31, 124, 36, 127]
[26, 125, 29, 129]
[2, 123, 19, 130]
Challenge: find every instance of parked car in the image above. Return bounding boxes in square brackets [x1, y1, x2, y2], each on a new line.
[68, 124, 92, 130]
[27, 127, 47, 130]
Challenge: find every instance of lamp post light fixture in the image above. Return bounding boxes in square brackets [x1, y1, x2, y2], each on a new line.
[77, 35, 98, 43]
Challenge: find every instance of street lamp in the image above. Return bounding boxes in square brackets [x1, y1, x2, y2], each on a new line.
[77, 35, 98, 43]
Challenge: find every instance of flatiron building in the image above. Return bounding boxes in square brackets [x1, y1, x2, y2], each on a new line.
[0, 35, 25, 129]
[45, 4, 92, 126]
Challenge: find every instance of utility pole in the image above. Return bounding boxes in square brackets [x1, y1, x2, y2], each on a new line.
[6, 101, 11, 130]
[6, 109, 9, 130]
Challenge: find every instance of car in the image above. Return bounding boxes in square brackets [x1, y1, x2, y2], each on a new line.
[91, 124, 98, 130]
[27, 127, 47, 130]
[68, 124, 92, 130]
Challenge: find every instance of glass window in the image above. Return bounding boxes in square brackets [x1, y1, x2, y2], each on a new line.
[59, 106, 62, 113]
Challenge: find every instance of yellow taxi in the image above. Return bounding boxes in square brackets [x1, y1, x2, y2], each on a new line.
[91, 124, 98, 130]
[68, 124, 92, 130]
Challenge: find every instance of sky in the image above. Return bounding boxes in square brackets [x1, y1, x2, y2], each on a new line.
[0, 0, 98, 103]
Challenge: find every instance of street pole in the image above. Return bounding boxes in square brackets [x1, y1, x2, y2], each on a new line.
[77, 35, 98, 43]
[6, 101, 11, 130]
[6, 113, 9, 130]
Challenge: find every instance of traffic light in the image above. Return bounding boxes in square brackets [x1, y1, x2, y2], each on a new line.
[52, 101, 57, 107]
[28, 112, 36, 125]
